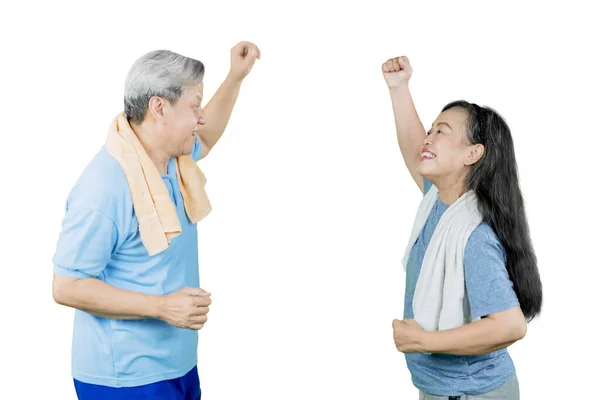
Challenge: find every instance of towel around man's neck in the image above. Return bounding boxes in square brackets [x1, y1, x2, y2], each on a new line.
[105, 112, 211, 256]
[401, 184, 483, 331]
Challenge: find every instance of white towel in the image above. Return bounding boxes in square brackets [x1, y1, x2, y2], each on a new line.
[401, 184, 483, 331]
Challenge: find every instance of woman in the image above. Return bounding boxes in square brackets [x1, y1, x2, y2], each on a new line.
[383, 56, 543, 399]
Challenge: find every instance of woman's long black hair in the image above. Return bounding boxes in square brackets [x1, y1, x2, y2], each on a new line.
[442, 101, 543, 321]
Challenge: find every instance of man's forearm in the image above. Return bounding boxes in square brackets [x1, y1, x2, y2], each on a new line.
[422, 317, 524, 356]
[53, 274, 161, 320]
[85, 311, 144, 320]
[198, 74, 243, 150]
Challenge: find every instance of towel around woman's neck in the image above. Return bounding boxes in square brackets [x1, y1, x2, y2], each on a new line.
[105, 112, 211, 256]
[401, 184, 483, 331]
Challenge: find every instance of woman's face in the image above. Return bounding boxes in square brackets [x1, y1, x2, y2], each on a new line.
[416, 108, 483, 183]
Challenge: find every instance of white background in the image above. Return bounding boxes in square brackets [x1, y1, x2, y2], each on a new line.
[1, 0, 598, 398]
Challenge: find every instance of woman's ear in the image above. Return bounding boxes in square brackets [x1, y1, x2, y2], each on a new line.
[465, 143, 485, 166]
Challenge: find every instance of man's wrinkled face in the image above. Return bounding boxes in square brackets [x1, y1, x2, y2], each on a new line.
[162, 83, 206, 157]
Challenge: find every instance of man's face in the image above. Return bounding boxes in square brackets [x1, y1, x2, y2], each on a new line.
[161, 83, 205, 157]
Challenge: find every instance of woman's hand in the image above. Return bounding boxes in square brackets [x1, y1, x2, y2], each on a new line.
[382, 56, 412, 88]
[392, 318, 427, 353]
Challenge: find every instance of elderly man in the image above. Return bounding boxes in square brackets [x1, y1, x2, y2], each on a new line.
[52, 41, 260, 399]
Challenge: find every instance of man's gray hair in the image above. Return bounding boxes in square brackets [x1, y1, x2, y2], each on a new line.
[124, 50, 205, 124]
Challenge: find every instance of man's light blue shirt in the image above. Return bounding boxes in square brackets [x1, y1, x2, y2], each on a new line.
[53, 136, 203, 388]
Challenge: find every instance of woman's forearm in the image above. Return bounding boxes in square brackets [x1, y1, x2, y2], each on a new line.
[422, 308, 526, 355]
[389, 84, 427, 163]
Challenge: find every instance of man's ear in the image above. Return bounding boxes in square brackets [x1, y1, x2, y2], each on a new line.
[148, 96, 166, 123]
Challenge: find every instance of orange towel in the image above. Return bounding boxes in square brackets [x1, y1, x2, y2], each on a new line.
[105, 112, 211, 256]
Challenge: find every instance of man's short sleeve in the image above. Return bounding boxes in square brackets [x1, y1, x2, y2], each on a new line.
[191, 133, 202, 162]
[52, 207, 118, 279]
[464, 224, 520, 319]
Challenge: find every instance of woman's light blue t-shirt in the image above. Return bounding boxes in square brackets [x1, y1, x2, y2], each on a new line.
[53, 137, 203, 388]
[403, 178, 521, 396]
